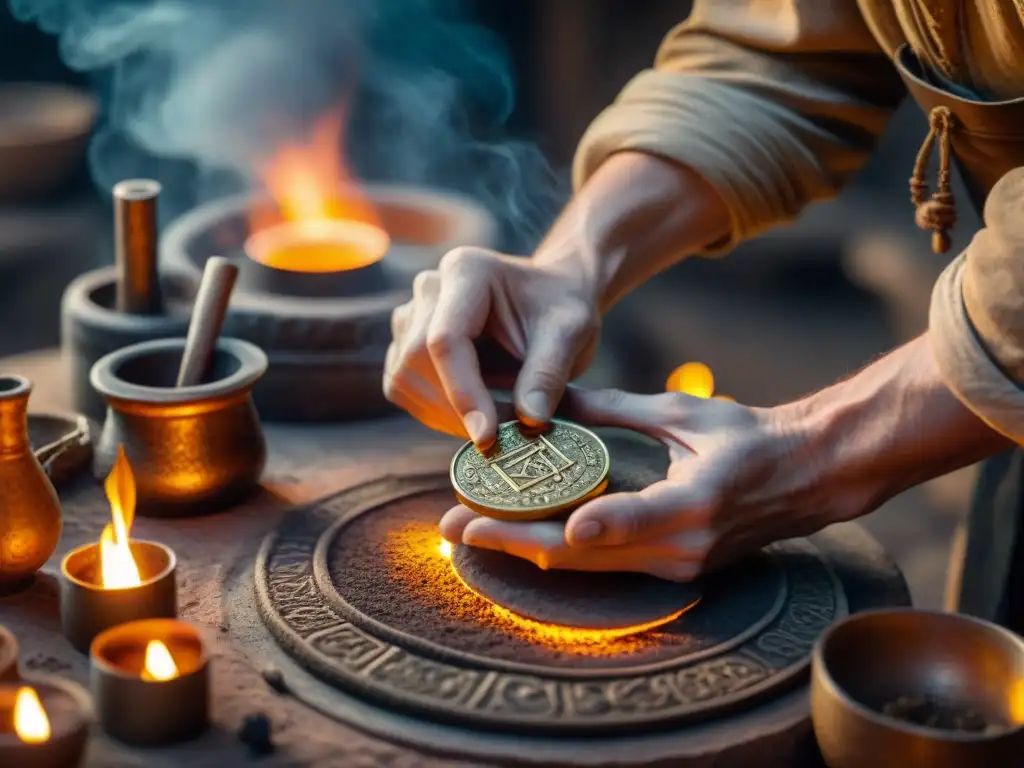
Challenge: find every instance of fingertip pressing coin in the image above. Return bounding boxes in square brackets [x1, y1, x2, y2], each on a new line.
[450, 419, 611, 521]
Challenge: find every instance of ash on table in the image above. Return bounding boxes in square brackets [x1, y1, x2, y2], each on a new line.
[880, 695, 1004, 734]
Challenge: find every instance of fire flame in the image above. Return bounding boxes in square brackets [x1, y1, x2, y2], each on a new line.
[438, 540, 453, 559]
[666, 362, 735, 402]
[248, 109, 388, 272]
[100, 446, 141, 589]
[142, 640, 179, 682]
[666, 362, 715, 399]
[13, 687, 50, 744]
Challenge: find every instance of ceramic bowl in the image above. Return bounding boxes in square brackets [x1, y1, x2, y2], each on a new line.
[0, 83, 97, 201]
[811, 608, 1024, 768]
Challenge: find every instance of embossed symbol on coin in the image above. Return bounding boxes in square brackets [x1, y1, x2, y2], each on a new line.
[450, 420, 611, 520]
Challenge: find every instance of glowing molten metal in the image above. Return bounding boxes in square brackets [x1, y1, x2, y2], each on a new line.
[13, 687, 50, 744]
[142, 640, 179, 682]
[100, 446, 141, 589]
[249, 110, 389, 273]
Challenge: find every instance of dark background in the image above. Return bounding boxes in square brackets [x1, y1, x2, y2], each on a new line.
[0, 0, 978, 608]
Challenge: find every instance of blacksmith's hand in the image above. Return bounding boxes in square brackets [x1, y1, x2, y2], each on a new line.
[440, 387, 842, 581]
[383, 247, 600, 448]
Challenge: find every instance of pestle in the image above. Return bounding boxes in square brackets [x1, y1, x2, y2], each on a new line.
[113, 179, 164, 315]
[176, 256, 239, 387]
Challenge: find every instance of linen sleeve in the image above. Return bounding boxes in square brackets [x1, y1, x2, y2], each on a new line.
[572, 0, 906, 253]
[930, 168, 1024, 444]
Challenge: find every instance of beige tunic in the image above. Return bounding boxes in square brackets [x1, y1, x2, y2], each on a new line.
[573, 0, 1024, 442]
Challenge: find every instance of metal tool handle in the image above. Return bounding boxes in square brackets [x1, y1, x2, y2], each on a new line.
[175, 256, 239, 387]
[113, 179, 163, 315]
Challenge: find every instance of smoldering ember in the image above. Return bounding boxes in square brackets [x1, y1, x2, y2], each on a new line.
[2, 2, 1024, 768]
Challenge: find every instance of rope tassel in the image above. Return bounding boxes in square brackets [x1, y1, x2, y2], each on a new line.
[909, 105, 957, 254]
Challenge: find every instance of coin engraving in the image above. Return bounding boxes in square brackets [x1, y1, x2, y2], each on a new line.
[488, 435, 575, 493]
[450, 420, 610, 518]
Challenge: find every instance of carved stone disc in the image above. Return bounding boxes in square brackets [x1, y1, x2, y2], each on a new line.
[255, 431, 853, 735]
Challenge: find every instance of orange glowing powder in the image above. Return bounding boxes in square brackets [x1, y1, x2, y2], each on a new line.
[430, 535, 694, 646]
[666, 362, 715, 399]
[99, 446, 141, 589]
[141, 640, 179, 682]
[13, 687, 50, 744]
[249, 109, 389, 273]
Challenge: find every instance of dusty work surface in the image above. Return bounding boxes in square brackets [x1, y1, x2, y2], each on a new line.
[0, 350, 906, 767]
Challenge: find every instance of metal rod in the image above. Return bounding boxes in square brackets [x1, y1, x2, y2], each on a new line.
[113, 179, 164, 315]
[175, 256, 239, 387]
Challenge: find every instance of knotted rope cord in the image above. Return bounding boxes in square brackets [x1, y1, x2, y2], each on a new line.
[909, 105, 956, 254]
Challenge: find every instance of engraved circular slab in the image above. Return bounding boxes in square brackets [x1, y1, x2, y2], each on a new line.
[255, 431, 853, 736]
[450, 419, 610, 520]
[451, 540, 702, 630]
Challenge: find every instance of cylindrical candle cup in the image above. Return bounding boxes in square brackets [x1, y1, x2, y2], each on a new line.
[0, 626, 17, 682]
[0, 675, 92, 768]
[90, 618, 209, 746]
[60, 540, 177, 654]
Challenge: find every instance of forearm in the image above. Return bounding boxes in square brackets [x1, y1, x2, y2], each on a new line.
[533, 150, 731, 313]
[778, 335, 1012, 522]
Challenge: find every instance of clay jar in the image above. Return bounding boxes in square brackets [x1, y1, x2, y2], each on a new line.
[0, 376, 63, 591]
[90, 338, 268, 517]
[61, 267, 190, 421]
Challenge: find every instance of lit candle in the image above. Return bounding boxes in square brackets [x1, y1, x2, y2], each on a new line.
[0, 625, 17, 682]
[0, 678, 91, 768]
[666, 362, 715, 399]
[60, 447, 177, 653]
[90, 618, 209, 746]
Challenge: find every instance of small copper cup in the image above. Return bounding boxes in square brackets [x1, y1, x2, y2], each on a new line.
[60, 540, 177, 653]
[812, 608, 1024, 768]
[90, 336, 268, 517]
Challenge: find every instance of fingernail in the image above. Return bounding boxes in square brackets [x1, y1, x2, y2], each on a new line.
[520, 391, 549, 422]
[464, 410, 489, 446]
[570, 520, 603, 545]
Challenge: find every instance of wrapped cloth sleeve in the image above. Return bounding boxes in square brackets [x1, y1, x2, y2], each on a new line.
[573, 0, 906, 253]
[930, 168, 1024, 444]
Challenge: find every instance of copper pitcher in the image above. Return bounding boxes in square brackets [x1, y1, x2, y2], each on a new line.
[0, 375, 62, 590]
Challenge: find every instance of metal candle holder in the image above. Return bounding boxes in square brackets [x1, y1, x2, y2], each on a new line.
[90, 618, 209, 746]
[59, 540, 177, 653]
[0, 676, 92, 768]
[0, 626, 17, 682]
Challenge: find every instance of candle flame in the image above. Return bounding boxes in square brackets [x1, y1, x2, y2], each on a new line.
[100, 446, 141, 589]
[13, 687, 50, 744]
[666, 362, 715, 399]
[142, 640, 179, 682]
[439, 540, 453, 559]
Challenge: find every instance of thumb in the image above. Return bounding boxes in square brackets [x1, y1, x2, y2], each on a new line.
[562, 387, 679, 435]
[564, 479, 712, 548]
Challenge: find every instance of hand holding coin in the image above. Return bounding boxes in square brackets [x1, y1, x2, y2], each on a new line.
[444, 387, 825, 582]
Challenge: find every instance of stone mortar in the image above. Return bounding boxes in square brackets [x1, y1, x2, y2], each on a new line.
[60, 267, 191, 421]
[160, 186, 498, 422]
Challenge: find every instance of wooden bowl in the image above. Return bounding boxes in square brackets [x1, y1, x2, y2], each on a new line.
[812, 608, 1024, 768]
[0, 83, 97, 201]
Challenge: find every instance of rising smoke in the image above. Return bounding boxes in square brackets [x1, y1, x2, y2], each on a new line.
[9, 0, 567, 250]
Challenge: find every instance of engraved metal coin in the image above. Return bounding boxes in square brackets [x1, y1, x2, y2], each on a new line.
[449, 419, 611, 520]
